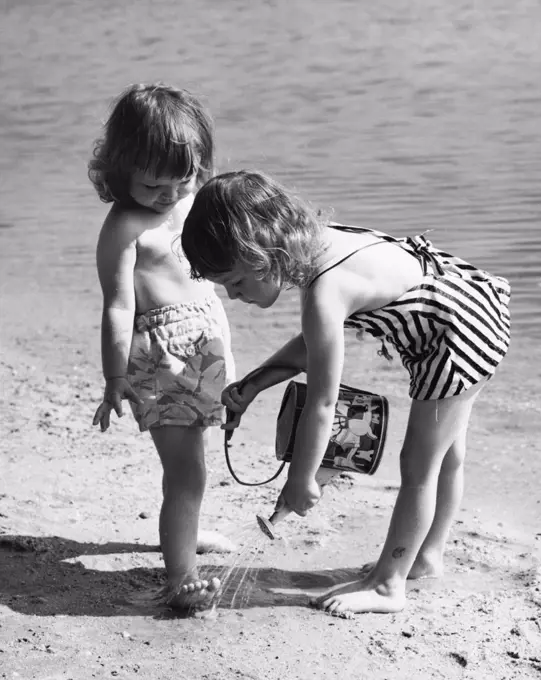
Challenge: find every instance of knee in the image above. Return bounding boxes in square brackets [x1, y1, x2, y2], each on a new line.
[399, 446, 443, 487]
[399, 441, 465, 486]
[153, 425, 207, 495]
[441, 445, 466, 474]
[163, 460, 206, 497]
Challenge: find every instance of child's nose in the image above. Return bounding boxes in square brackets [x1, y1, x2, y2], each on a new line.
[163, 186, 177, 199]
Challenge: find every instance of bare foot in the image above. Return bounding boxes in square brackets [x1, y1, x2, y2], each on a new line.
[359, 555, 443, 581]
[196, 530, 236, 554]
[408, 552, 444, 580]
[164, 576, 221, 611]
[310, 578, 406, 617]
[358, 561, 376, 578]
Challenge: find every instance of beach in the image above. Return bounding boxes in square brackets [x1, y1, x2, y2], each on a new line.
[1, 290, 540, 678]
[1, 0, 541, 678]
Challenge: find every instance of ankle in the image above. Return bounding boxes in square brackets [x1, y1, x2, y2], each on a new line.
[409, 550, 444, 579]
[167, 567, 198, 588]
[416, 546, 444, 565]
[367, 571, 406, 597]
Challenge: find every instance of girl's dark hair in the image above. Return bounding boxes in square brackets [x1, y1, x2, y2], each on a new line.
[88, 83, 215, 204]
[180, 170, 327, 288]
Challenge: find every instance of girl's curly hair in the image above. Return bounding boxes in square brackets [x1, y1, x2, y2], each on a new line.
[88, 83, 215, 205]
[180, 170, 328, 288]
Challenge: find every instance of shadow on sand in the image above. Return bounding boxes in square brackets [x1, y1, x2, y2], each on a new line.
[0, 534, 361, 619]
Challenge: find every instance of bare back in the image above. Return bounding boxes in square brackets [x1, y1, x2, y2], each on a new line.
[308, 226, 424, 317]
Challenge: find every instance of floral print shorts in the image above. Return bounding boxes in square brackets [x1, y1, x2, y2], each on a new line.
[127, 296, 235, 431]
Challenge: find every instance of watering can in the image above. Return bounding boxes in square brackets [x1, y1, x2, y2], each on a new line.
[257, 380, 389, 539]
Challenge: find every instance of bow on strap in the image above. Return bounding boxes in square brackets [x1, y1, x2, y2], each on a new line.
[408, 234, 447, 277]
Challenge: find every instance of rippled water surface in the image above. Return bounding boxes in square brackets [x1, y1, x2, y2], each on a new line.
[1, 0, 540, 336]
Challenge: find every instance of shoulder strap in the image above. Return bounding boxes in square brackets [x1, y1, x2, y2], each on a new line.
[309, 223, 401, 287]
[329, 224, 398, 243]
[309, 240, 384, 287]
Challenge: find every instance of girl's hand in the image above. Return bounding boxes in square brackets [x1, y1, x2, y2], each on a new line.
[92, 377, 142, 432]
[221, 378, 260, 432]
[278, 472, 322, 517]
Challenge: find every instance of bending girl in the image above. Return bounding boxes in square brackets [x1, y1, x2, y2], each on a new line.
[180, 170, 510, 617]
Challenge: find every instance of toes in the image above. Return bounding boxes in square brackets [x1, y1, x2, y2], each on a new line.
[329, 602, 344, 616]
[323, 598, 339, 614]
[336, 608, 355, 620]
[165, 575, 222, 611]
[310, 594, 327, 607]
[315, 596, 332, 610]
[320, 598, 353, 618]
[208, 577, 221, 592]
[179, 577, 220, 594]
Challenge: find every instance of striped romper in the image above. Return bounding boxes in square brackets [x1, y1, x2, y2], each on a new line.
[313, 225, 511, 401]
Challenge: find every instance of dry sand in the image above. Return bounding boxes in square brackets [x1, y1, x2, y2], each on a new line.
[1, 284, 540, 679]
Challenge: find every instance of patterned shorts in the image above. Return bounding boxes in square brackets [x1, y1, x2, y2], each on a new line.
[127, 296, 235, 431]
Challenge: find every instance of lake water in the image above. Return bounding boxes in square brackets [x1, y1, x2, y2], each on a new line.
[1, 0, 540, 340]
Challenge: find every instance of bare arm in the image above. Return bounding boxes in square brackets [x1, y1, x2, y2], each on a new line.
[92, 211, 142, 430]
[96, 212, 138, 379]
[274, 275, 370, 516]
[287, 290, 347, 480]
[221, 331, 307, 430]
[242, 333, 307, 391]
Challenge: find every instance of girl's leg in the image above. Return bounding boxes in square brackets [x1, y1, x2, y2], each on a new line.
[313, 380, 485, 616]
[410, 381, 483, 578]
[408, 430, 467, 578]
[161, 478, 235, 554]
[150, 425, 219, 609]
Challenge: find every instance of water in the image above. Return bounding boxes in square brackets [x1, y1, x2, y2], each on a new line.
[1, 0, 540, 345]
[209, 522, 270, 609]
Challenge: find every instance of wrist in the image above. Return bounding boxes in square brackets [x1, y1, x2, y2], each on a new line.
[105, 375, 126, 382]
[238, 373, 262, 398]
[240, 366, 265, 390]
[288, 464, 314, 483]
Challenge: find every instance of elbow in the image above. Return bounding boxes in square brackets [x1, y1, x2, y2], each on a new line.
[102, 301, 136, 317]
[305, 397, 336, 419]
[101, 305, 136, 331]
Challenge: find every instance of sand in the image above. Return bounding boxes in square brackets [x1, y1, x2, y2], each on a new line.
[1, 285, 541, 679]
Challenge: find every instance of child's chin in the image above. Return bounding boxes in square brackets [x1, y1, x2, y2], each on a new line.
[258, 298, 277, 309]
[153, 202, 177, 213]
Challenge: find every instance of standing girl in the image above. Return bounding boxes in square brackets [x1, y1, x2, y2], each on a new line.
[181, 170, 510, 617]
[89, 84, 235, 611]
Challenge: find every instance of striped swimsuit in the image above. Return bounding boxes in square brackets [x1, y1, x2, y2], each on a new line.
[311, 225, 511, 401]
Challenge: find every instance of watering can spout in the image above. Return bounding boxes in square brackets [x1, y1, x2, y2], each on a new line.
[256, 502, 291, 540]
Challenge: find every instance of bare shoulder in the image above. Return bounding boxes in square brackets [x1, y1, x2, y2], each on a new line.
[99, 204, 155, 246]
[305, 265, 372, 321]
[301, 281, 352, 324]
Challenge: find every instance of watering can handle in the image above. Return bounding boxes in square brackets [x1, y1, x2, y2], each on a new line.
[224, 407, 237, 443]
